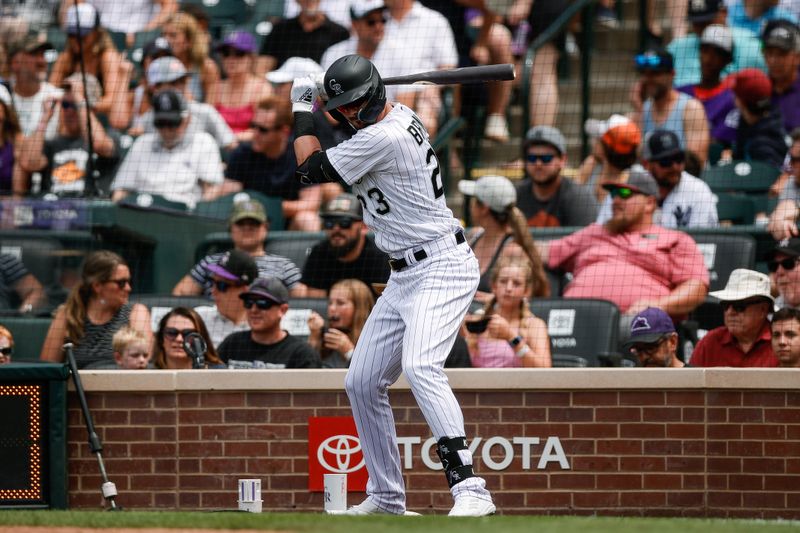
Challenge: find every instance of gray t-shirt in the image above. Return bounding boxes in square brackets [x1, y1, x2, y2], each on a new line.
[515, 176, 598, 227]
[137, 101, 235, 149]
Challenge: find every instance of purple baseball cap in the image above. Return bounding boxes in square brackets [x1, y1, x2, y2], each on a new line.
[207, 250, 258, 285]
[625, 307, 676, 346]
[239, 277, 289, 305]
[217, 31, 257, 54]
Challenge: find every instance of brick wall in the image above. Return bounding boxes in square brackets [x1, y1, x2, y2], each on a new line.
[65, 370, 800, 517]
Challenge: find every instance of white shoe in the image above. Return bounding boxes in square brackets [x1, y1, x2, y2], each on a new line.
[326, 499, 421, 516]
[484, 114, 510, 143]
[448, 495, 496, 517]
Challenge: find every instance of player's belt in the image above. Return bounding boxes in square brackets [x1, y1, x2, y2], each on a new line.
[389, 230, 466, 271]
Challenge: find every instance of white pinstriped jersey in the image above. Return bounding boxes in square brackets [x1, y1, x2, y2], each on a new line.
[326, 104, 460, 256]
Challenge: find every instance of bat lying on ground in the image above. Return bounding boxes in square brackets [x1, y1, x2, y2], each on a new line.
[382, 64, 515, 86]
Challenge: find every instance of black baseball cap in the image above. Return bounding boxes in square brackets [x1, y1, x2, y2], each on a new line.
[767, 237, 800, 260]
[240, 277, 289, 305]
[762, 19, 800, 52]
[207, 250, 258, 285]
[688, 0, 723, 24]
[152, 89, 187, 126]
[635, 49, 674, 72]
[642, 129, 684, 160]
[142, 37, 172, 60]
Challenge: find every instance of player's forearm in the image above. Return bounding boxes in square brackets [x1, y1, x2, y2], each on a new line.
[655, 279, 708, 316]
[294, 117, 322, 164]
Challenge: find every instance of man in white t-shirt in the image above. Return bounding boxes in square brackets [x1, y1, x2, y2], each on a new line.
[8, 36, 62, 138]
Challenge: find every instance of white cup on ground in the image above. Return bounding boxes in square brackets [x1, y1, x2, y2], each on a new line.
[323, 473, 347, 512]
[238, 478, 262, 513]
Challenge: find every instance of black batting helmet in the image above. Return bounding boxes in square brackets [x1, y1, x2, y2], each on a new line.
[324, 54, 386, 125]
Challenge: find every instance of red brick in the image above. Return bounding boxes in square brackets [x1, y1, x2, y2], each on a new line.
[707, 474, 728, 490]
[683, 474, 705, 489]
[742, 458, 785, 474]
[132, 474, 177, 489]
[130, 409, 176, 425]
[595, 407, 641, 422]
[767, 441, 800, 456]
[225, 442, 270, 457]
[742, 391, 786, 407]
[708, 424, 742, 440]
[729, 474, 764, 490]
[476, 423, 524, 435]
[316, 408, 355, 417]
[200, 425, 247, 441]
[154, 492, 177, 508]
[597, 474, 642, 490]
[707, 408, 727, 423]
[708, 491, 742, 507]
[597, 440, 642, 455]
[572, 391, 618, 406]
[267, 407, 316, 424]
[154, 426, 176, 441]
[573, 492, 619, 508]
[728, 408, 764, 423]
[200, 392, 246, 408]
[707, 440, 727, 456]
[105, 426, 153, 442]
[620, 423, 665, 439]
[476, 391, 523, 406]
[93, 410, 130, 424]
[572, 423, 618, 438]
[247, 458, 294, 474]
[526, 392, 570, 406]
[708, 457, 742, 473]
[708, 391, 742, 406]
[177, 441, 223, 457]
[243, 392, 291, 407]
[571, 456, 619, 472]
[788, 459, 800, 474]
[102, 394, 152, 409]
[178, 426, 199, 441]
[546, 407, 597, 424]
[179, 409, 223, 424]
[667, 424, 705, 439]
[765, 409, 800, 423]
[178, 492, 200, 508]
[178, 458, 200, 473]
[224, 409, 270, 423]
[559, 439, 596, 454]
[621, 491, 666, 507]
[666, 391, 704, 405]
[270, 474, 309, 490]
[291, 391, 340, 407]
[643, 440, 683, 455]
[667, 492, 705, 507]
[642, 407, 682, 422]
[789, 426, 800, 439]
[246, 423, 293, 440]
[500, 407, 547, 422]
[154, 459, 177, 472]
[201, 457, 247, 474]
[666, 456, 704, 472]
[453, 391, 478, 406]
[492, 491, 526, 508]
[526, 491, 571, 508]
[549, 473, 596, 489]
[620, 391, 665, 406]
[728, 441, 763, 457]
[743, 491, 785, 508]
[643, 474, 684, 490]
[178, 393, 199, 407]
[501, 473, 548, 489]
[523, 423, 572, 436]
[135, 442, 177, 456]
[461, 407, 501, 422]
[269, 441, 307, 456]
[682, 407, 705, 422]
[201, 491, 236, 508]
[620, 457, 665, 472]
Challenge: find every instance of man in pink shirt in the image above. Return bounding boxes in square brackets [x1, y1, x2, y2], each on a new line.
[536, 168, 709, 321]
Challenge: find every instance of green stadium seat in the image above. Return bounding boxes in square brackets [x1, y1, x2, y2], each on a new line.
[194, 231, 324, 272]
[194, 191, 285, 231]
[0, 316, 53, 362]
[690, 231, 756, 292]
[714, 192, 756, 225]
[701, 160, 781, 194]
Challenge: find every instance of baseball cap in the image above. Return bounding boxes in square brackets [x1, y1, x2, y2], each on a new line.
[321, 193, 363, 220]
[216, 31, 258, 54]
[634, 49, 674, 72]
[7, 36, 54, 58]
[642, 129, 684, 160]
[688, 0, 722, 23]
[66, 3, 99, 36]
[266, 57, 324, 84]
[458, 175, 517, 212]
[524, 125, 566, 155]
[207, 250, 258, 285]
[762, 19, 800, 52]
[351, 0, 385, 19]
[709, 268, 774, 303]
[229, 199, 267, 225]
[625, 307, 676, 346]
[602, 166, 659, 197]
[147, 56, 188, 86]
[700, 24, 733, 55]
[586, 114, 641, 155]
[142, 37, 172, 60]
[240, 277, 289, 305]
[732, 68, 772, 112]
[767, 237, 800, 260]
[152, 89, 188, 125]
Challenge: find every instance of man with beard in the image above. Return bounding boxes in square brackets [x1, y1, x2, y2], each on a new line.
[632, 48, 710, 172]
[515, 126, 598, 227]
[596, 130, 718, 228]
[623, 307, 687, 368]
[771, 307, 800, 368]
[534, 168, 709, 322]
[301, 193, 390, 298]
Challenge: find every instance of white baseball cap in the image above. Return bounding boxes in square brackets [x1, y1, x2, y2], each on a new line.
[66, 3, 98, 36]
[458, 175, 517, 213]
[585, 113, 631, 138]
[350, 0, 386, 19]
[147, 56, 188, 86]
[709, 268, 774, 303]
[266, 57, 323, 84]
[700, 24, 733, 54]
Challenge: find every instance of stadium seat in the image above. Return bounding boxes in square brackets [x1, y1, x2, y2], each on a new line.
[714, 192, 756, 225]
[701, 160, 780, 194]
[690, 231, 756, 292]
[529, 298, 621, 367]
[688, 297, 725, 335]
[180, 0, 253, 38]
[0, 236, 62, 290]
[0, 316, 53, 362]
[194, 231, 324, 270]
[194, 191, 285, 231]
[551, 353, 589, 368]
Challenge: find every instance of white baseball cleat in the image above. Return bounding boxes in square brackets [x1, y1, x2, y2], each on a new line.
[326, 499, 421, 516]
[448, 495, 497, 517]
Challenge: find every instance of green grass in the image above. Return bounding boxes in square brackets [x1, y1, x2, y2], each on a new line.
[0, 511, 798, 532]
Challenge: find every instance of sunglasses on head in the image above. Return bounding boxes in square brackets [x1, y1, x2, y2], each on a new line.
[635, 53, 671, 72]
[768, 257, 799, 272]
[249, 122, 278, 134]
[527, 153, 556, 164]
[0, 347, 12, 356]
[213, 279, 244, 293]
[656, 154, 684, 168]
[608, 186, 637, 200]
[365, 16, 387, 27]
[243, 298, 276, 310]
[220, 48, 248, 58]
[323, 217, 355, 230]
[721, 299, 764, 313]
[107, 278, 131, 289]
[163, 327, 196, 340]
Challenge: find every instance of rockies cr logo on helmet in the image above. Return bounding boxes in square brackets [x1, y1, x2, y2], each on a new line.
[324, 54, 386, 125]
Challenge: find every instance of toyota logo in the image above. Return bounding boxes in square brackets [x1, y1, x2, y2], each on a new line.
[317, 435, 365, 473]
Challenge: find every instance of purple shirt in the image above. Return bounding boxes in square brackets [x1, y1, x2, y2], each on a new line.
[678, 84, 737, 144]
[772, 74, 800, 134]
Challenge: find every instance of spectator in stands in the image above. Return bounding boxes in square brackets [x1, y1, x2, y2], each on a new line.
[111, 89, 223, 208]
[0, 253, 46, 313]
[307, 278, 376, 368]
[762, 19, 800, 133]
[463, 256, 551, 368]
[40, 250, 152, 369]
[131, 56, 236, 151]
[691, 268, 778, 367]
[727, 0, 797, 36]
[771, 306, 800, 367]
[112, 326, 151, 370]
[161, 12, 219, 103]
[257, 0, 350, 75]
[218, 278, 321, 368]
[459, 174, 549, 303]
[172, 199, 304, 297]
[152, 307, 225, 369]
[631, 48, 710, 170]
[90, 0, 177, 50]
[194, 250, 258, 348]
[383, 0, 458, 136]
[669, 0, 766, 88]
[536, 168, 709, 321]
[623, 307, 686, 368]
[731, 68, 788, 168]
[598, 130, 718, 228]
[768, 136, 800, 238]
[0, 86, 22, 195]
[49, 3, 124, 117]
[301, 193, 390, 298]
[516, 126, 598, 227]
[221, 96, 332, 231]
[0, 324, 13, 364]
[578, 115, 642, 203]
[7, 37, 61, 137]
[284, 0, 352, 28]
[124, 37, 173, 132]
[212, 31, 273, 142]
[675, 25, 738, 148]
[17, 74, 119, 197]
[767, 237, 800, 309]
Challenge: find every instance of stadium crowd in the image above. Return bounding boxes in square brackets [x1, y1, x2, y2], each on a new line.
[0, 0, 798, 369]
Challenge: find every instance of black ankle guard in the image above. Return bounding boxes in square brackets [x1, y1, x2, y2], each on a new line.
[436, 436, 476, 488]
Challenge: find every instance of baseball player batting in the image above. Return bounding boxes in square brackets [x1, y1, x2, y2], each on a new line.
[290, 55, 495, 517]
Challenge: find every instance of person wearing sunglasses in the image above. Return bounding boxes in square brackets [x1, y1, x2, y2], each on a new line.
[623, 307, 686, 368]
[631, 48, 709, 172]
[771, 307, 800, 368]
[766, 237, 800, 310]
[111, 89, 224, 209]
[0, 325, 13, 365]
[516, 125, 598, 228]
[153, 307, 224, 369]
[41, 250, 153, 369]
[301, 193, 390, 298]
[598, 129, 717, 229]
[537, 168, 708, 324]
[691, 269, 778, 367]
[217, 278, 321, 369]
[194, 249, 259, 348]
[762, 19, 800, 134]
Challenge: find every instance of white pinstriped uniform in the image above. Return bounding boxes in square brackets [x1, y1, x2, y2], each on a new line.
[326, 104, 492, 513]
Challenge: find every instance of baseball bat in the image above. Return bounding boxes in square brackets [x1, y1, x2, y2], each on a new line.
[382, 64, 515, 86]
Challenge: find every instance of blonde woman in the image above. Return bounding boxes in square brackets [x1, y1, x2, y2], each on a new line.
[162, 12, 219, 103]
